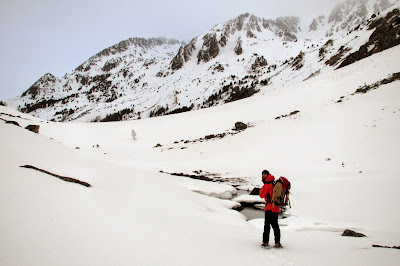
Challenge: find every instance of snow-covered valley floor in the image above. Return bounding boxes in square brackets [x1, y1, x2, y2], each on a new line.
[1, 46, 400, 265]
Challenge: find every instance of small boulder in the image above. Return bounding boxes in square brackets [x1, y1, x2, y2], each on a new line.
[25, 125, 40, 133]
[234, 122, 248, 131]
[342, 229, 366, 237]
[250, 187, 261, 195]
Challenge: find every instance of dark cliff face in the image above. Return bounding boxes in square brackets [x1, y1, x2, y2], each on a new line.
[170, 46, 185, 71]
[234, 37, 243, 55]
[339, 8, 400, 68]
[170, 38, 197, 71]
[197, 33, 220, 64]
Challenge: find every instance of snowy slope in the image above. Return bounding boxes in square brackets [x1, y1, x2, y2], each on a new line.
[1, 43, 400, 265]
[5, 0, 400, 122]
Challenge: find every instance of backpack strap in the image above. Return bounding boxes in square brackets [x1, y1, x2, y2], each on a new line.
[264, 180, 275, 204]
[266, 193, 271, 203]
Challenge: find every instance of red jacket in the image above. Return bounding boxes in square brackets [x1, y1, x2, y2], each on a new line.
[259, 174, 280, 213]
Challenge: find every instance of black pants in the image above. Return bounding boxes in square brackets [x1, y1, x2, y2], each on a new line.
[263, 210, 280, 244]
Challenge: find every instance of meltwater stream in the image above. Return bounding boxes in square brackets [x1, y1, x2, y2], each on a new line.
[235, 189, 290, 220]
[235, 190, 265, 220]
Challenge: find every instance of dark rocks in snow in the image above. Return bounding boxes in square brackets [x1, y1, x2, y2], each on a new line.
[102, 58, 121, 72]
[170, 122, 249, 147]
[203, 133, 229, 141]
[304, 70, 321, 81]
[290, 51, 305, 70]
[246, 30, 256, 38]
[160, 170, 248, 187]
[260, 78, 270, 86]
[355, 72, 400, 94]
[261, 16, 299, 42]
[21, 93, 79, 114]
[333, 72, 400, 104]
[319, 39, 334, 60]
[342, 229, 366, 237]
[309, 18, 318, 31]
[335, 96, 345, 103]
[234, 37, 243, 55]
[202, 76, 259, 108]
[275, 110, 300, 120]
[165, 104, 194, 115]
[226, 85, 259, 103]
[150, 106, 168, 118]
[205, 134, 216, 140]
[339, 8, 400, 69]
[171, 46, 185, 70]
[233, 122, 248, 131]
[183, 38, 197, 62]
[325, 46, 351, 67]
[5, 120, 20, 127]
[209, 63, 225, 73]
[250, 187, 261, 195]
[219, 34, 228, 47]
[20, 165, 91, 187]
[25, 124, 40, 133]
[251, 56, 268, 72]
[161, 171, 214, 182]
[100, 108, 134, 122]
[372, 244, 400, 249]
[154, 143, 162, 148]
[197, 33, 220, 64]
[170, 37, 197, 70]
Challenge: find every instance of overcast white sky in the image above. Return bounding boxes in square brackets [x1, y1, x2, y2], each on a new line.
[0, 0, 344, 100]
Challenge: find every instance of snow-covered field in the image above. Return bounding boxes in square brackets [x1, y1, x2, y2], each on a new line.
[1, 45, 400, 265]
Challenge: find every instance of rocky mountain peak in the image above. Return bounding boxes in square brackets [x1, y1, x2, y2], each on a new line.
[326, 0, 395, 36]
[21, 73, 57, 99]
[76, 37, 183, 72]
[170, 13, 300, 71]
[217, 13, 261, 35]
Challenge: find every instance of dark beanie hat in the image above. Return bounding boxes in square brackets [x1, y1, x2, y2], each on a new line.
[262, 170, 269, 175]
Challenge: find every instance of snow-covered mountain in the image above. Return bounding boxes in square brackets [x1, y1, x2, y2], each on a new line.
[1, 41, 400, 265]
[5, 0, 400, 122]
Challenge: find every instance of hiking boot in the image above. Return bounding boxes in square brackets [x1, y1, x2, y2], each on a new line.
[274, 242, 283, 249]
[261, 243, 269, 248]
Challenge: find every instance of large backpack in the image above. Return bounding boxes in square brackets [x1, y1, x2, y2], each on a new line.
[271, 176, 291, 208]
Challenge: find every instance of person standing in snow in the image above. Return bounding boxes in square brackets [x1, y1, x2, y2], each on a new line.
[259, 170, 282, 248]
